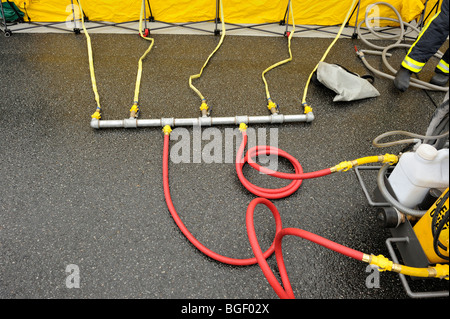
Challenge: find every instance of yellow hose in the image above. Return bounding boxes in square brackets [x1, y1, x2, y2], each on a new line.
[364, 254, 449, 279]
[77, 0, 155, 119]
[77, 0, 101, 119]
[131, 0, 155, 117]
[188, 0, 226, 114]
[331, 153, 398, 172]
[262, 0, 295, 109]
[301, 0, 358, 109]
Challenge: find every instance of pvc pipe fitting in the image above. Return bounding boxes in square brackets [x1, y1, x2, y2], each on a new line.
[90, 112, 315, 129]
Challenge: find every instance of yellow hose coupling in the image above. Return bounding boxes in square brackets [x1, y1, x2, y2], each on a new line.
[267, 101, 278, 114]
[130, 104, 139, 118]
[200, 102, 209, 116]
[331, 161, 353, 172]
[382, 153, 399, 164]
[239, 123, 248, 132]
[303, 104, 313, 114]
[162, 125, 172, 135]
[365, 254, 448, 278]
[130, 104, 139, 113]
[369, 254, 393, 272]
[267, 101, 277, 110]
[433, 264, 449, 280]
[91, 110, 101, 120]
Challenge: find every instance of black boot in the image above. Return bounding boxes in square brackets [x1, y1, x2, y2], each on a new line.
[394, 66, 412, 92]
[430, 70, 449, 86]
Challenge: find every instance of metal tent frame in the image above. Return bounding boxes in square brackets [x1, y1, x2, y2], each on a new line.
[2, 0, 440, 38]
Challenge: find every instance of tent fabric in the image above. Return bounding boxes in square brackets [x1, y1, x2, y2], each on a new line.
[83, 0, 216, 24]
[11, 0, 438, 26]
[1, 1, 25, 22]
[11, 1, 70, 22]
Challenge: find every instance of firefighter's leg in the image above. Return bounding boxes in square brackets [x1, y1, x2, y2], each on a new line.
[430, 48, 449, 86]
[395, 0, 449, 91]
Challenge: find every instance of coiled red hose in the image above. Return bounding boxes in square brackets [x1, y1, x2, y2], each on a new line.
[236, 131, 332, 199]
[162, 130, 365, 298]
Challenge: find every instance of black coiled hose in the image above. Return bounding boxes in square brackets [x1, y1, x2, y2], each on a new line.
[432, 190, 449, 261]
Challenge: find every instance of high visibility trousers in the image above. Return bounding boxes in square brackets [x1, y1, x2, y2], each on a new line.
[402, 0, 449, 74]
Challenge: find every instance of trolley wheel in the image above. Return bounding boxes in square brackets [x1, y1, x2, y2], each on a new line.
[4, 30, 12, 37]
[73, 28, 81, 35]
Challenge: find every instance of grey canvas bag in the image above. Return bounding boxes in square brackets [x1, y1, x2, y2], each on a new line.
[316, 61, 380, 102]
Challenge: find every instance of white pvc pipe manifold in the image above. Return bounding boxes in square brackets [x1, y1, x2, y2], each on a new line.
[90, 113, 315, 129]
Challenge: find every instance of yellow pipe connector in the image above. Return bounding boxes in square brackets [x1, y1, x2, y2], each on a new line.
[200, 102, 209, 117]
[162, 125, 172, 136]
[130, 103, 139, 118]
[303, 104, 313, 114]
[267, 101, 278, 114]
[363, 254, 449, 279]
[239, 123, 248, 132]
[330, 154, 398, 173]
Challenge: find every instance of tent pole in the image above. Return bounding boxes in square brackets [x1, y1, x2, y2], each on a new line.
[419, 0, 430, 29]
[351, 0, 361, 39]
[285, 0, 291, 35]
[70, 0, 81, 34]
[280, 1, 289, 25]
[146, 0, 154, 22]
[421, 0, 441, 29]
[214, 0, 220, 35]
[143, 0, 147, 31]
[0, 1, 12, 36]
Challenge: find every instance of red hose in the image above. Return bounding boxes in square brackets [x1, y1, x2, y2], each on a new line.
[162, 130, 365, 298]
[246, 197, 365, 299]
[163, 133, 281, 266]
[236, 131, 332, 199]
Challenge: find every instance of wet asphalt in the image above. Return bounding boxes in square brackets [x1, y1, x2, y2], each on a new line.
[0, 32, 448, 305]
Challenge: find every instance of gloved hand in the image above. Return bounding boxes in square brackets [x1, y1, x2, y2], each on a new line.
[394, 66, 412, 92]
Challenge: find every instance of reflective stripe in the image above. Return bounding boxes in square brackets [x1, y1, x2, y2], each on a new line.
[402, 56, 425, 73]
[437, 59, 449, 73]
[407, 10, 441, 56]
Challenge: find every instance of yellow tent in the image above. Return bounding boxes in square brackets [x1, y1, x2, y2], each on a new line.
[10, 0, 440, 26]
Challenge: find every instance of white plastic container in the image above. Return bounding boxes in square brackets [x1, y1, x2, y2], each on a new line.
[388, 144, 449, 208]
